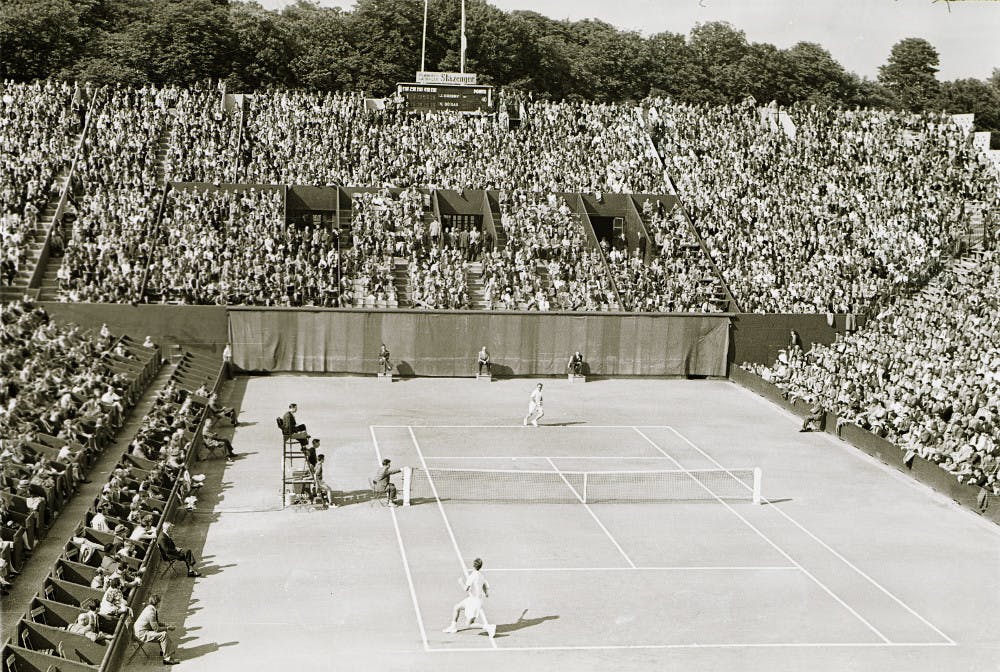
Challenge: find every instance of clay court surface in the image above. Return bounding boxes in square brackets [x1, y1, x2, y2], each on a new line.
[127, 376, 1000, 672]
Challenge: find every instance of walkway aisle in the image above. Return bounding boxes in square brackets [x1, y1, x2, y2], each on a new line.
[0, 360, 175, 643]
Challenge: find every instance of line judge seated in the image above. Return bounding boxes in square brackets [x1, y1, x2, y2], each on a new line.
[373, 458, 401, 507]
[567, 351, 584, 376]
[378, 343, 392, 375]
[477, 346, 491, 376]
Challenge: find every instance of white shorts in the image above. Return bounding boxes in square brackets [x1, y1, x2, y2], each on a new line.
[459, 595, 483, 616]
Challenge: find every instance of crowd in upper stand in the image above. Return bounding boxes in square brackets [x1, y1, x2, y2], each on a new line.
[239, 91, 663, 194]
[748, 249, 1000, 495]
[648, 98, 998, 313]
[58, 85, 169, 302]
[607, 198, 727, 312]
[165, 88, 242, 184]
[482, 191, 619, 311]
[0, 80, 81, 287]
[144, 186, 292, 305]
[0, 80, 989, 316]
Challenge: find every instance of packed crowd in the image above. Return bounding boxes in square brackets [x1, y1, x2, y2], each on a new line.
[143, 186, 296, 305]
[0, 80, 82, 286]
[239, 91, 666, 193]
[748, 250, 1000, 495]
[164, 87, 242, 184]
[58, 85, 170, 302]
[349, 188, 471, 309]
[648, 98, 998, 313]
[482, 191, 620, 311]
[26, 80, 996, 316]
[0, 300, 150, 592]
[607, 198, 728, 312]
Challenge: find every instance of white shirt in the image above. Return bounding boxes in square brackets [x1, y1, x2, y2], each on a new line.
[530, 388, 543, 406]
[465, 570, 489, 599]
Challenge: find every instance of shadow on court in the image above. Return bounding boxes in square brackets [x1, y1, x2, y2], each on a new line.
[544, 421, 588, 427]
[487, 609, 560, 638]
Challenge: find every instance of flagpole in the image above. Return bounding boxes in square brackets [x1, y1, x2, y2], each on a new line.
[421, 0, 428, 73]
[460, 0, 466, 74]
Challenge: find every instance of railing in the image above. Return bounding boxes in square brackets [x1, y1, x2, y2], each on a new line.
[27, 88, 100, 294]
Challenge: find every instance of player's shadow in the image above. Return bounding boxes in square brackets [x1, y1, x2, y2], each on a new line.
[544, 421, 587, 427]
[487, 609, 559, 638]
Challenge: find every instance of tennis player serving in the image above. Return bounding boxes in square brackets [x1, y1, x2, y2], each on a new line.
[443, 558, 497, 638]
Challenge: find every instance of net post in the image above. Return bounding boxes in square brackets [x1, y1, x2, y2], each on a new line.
[583, 473, 588, 504]
[403, 466, 412, 507]
[753, 467, 762, 505]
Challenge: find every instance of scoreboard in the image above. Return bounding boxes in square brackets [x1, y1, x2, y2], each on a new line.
[397, 83, 493, 114]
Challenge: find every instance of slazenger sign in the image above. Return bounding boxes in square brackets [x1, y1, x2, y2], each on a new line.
[416, 71, 478, 85]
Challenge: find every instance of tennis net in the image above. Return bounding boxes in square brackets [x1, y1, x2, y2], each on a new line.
[402, 466, 761, 505]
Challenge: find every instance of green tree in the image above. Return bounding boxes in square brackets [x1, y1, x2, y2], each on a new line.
[878, 37, 940, 112]
[938, 78, 1000, 133]
[688, 21, 749, 104]
[124, 0, 236, 84]
[350, 0, 425, 95]
[228, 2, 295, 90]
[783, 42, 858, 107]
[0, 0, 88, 80]
[281, 1, 359, 91]
[645, 31, 705, 102]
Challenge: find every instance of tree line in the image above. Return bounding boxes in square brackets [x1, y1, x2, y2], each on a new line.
[1, 0, 998, 135]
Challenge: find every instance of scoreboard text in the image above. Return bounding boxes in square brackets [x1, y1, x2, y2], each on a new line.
[397, 83, 493, 114]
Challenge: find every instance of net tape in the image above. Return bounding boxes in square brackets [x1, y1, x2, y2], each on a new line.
[405, 467, 760, 504]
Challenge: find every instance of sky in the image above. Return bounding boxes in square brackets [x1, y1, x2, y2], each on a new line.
[253, 0, 1000, 81]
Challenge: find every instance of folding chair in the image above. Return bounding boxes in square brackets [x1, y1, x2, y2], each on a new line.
[126, 629, 158, 663]
[158, 542, 183, 578]
[30, 605, 47, 625]
[371, 480, 392, 508]
[5, 654, 17, 672]
[20, 629, 32, 650]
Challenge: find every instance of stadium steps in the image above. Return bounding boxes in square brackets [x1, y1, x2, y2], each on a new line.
[466, 261, 487, 309]
[1, 168, 72, 301]
[154, 114, 175, 183]
[393, 256, 410, 308]
[36, 213, 75, 301]
[534, 261, 554, 298]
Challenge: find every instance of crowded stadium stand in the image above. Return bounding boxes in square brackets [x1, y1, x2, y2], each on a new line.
[2, 73, 1000, 670]
[0, 319, 225, 670]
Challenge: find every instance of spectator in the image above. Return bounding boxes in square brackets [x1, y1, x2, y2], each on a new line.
[134, 594, 179, 665]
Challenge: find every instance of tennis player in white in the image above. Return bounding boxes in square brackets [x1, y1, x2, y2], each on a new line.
[523, 383, 544, 426]
[443, 558, 497, 638]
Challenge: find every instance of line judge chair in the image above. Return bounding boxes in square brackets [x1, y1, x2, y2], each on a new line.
[371, 480, 393, 508]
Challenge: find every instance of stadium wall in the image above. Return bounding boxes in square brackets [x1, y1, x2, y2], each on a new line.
[228, 308, 730, 376]
[731, 366, 1000, 525]
[731, 313, 866, 366]
[40, 302, 228, 352]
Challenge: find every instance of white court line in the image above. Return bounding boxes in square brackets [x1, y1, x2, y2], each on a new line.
[487, 566, 798, 572]
[374, 424, 675, 429]
[633, 427, 891, 645]
[543, 457, 636, 569]
[409, 426, 499, 649]
[423, 455, 672, 460]
[427, 641, 957, 653]
[666, 425, 957, 646]
[370, 426, 429, 652]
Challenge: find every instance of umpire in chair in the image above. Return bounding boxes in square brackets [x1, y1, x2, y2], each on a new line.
[280, 403, 310, 449]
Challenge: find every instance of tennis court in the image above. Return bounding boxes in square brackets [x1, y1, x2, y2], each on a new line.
[373, 423, 953, 653]
[143, 376, 1000, 672]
